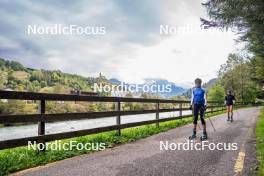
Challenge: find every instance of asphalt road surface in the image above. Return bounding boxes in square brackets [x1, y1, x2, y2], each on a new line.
[13, 107, 261, 176]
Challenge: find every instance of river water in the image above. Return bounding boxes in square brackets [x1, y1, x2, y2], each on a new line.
[0, 110, 192, 141]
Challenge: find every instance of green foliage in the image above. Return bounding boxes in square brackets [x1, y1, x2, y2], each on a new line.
[0, 58, 5, 69]
[3, 100, 37, 115]
[6, 60, 25, 71]
[0, 71, 7, 89]
[0, 58, 99, 93]
[30, 71, 44, 82]
[256, 107, 264, 176]
[217, 53, 260, 101]
[0, 57, 109, 95]
[203, 1, 264, 99]
[51, 72, 61, 83]
[0, 101, 6, 113]
[0, 57, 121, 113]
[40, 81, 47, 88]
[251, 56, 264, 82]
[53, 84, 66, 94]
[208, 83, 225, 102]
[202, 0, 264, 57]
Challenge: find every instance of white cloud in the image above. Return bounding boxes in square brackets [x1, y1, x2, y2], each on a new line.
[0, 0, 239, 86]
[115, 28, 236, 85]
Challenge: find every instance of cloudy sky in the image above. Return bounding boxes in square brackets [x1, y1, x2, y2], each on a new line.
[0, 0, 240, 87]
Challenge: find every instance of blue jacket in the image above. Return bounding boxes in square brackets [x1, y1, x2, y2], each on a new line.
[191, 87, 207, 105]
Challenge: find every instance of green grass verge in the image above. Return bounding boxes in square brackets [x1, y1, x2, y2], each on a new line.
[256, 107, 264, 176]
[0, 110, 231, 176]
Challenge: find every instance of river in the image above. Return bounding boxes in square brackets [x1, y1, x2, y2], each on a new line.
[0, 111, 192, 141]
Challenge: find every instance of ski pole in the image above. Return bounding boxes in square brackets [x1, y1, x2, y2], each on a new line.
[204, 107, 216, 132]
[208, 116, 216, 131]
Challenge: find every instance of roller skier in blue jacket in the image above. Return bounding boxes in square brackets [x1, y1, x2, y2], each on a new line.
[189, 78, 208, 141]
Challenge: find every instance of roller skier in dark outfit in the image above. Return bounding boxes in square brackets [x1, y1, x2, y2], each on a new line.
[225, 90, 235, 122]
[189, 78, 208, 141]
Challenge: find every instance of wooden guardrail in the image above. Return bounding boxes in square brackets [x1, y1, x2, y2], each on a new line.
[0, 90, 256, 151]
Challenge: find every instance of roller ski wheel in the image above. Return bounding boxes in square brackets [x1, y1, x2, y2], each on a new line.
[200, 133, 208, 141]
[189, 134, 196, 140]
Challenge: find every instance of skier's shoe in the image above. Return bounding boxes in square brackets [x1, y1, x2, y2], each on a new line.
[230, 116, 233, 122]
[189, 130, 196, 140]
[189, 134, 196, 140]
[200, 132, 208, 141]
[227, 117, 230, 121]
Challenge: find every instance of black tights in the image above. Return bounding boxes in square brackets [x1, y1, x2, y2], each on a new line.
[193, 104, 205, 125]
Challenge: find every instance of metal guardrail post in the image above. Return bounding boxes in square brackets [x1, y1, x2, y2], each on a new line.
[38, 100, 45, 152]
[156, 102, 160, 127]
[116, 100, 121, 135]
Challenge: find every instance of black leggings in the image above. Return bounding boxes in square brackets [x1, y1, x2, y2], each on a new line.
[193, 104, 206, 125]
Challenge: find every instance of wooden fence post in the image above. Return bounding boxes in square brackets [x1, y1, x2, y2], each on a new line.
[156, 102, 159, 127]
[38, 100, 45, 152]
[116, 100, 121, 135]
[179, 102, 182, 117]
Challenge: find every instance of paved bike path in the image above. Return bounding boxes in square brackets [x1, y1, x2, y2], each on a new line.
[13, 107, 261, 176]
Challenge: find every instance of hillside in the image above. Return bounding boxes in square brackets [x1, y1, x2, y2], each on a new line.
[0, 58, 187, 98]
[0, 58, 181, 117]
[0, 58, 110, 94]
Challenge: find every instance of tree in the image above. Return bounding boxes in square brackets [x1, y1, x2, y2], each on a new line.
[208, 84, 225, 102]
[201, 0, 264, 57]
[51, 72, 61, 83]
[30, 70, 44, 82]
[5, 60, 25, 71]
[0, 71, 7, 89]
[217, 53, 260, 101]
[0, 58, 6, 69]
[202, 0, 264, 98]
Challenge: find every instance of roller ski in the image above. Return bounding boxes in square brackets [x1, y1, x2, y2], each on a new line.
[189, 130, 196, 140]
[230, 115, 233, 122]
[200, 131, 208, 141]
[227, 116, 233, 122]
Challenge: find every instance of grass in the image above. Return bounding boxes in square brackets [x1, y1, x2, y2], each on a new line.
[0, 110, 235, 176]
[256, 107, 264, 176]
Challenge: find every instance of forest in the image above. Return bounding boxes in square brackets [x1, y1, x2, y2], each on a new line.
[202, 0, 264, 103]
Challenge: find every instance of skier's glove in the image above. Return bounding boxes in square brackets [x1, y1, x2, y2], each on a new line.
[204, 105, 207, 110]
[189, 105, 192, 110]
